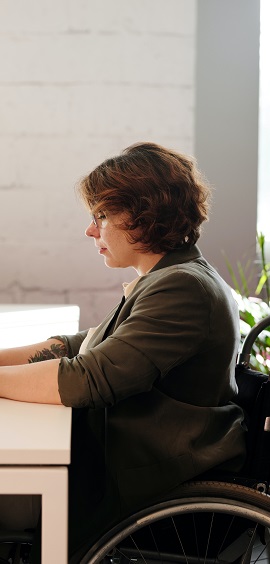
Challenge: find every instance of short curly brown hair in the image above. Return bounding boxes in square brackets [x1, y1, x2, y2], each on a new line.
[78, 142, 211, 253]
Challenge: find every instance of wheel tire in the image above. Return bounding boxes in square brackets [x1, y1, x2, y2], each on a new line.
[80, 481, 270, 564]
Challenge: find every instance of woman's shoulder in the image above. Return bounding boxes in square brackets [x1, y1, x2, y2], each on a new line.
[141, 257, 217, 289]
[133, 256, 233, 309]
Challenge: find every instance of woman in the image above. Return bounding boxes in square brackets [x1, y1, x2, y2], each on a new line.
[0, 142, 246, 559]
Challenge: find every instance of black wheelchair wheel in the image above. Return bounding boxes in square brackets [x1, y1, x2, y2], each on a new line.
[79, 481, 270, 564]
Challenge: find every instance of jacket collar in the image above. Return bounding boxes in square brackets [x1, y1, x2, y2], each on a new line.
[149, 245, 202, 273]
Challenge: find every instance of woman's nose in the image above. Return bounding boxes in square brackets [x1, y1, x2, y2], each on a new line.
[85, 221, 99, 238]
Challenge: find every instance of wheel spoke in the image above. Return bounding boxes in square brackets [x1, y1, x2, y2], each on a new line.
[84, 482, 270, 564]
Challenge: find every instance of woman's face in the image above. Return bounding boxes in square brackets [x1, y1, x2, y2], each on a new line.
[85, 211, 142, 272]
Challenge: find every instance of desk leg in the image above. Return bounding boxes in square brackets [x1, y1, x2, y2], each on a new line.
[0, 466, 68, 564]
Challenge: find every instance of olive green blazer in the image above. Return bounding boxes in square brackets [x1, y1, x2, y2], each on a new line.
[57, 245, 246, 522]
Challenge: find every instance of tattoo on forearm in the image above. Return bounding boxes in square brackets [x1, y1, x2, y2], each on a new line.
[28, 343, 68, 363]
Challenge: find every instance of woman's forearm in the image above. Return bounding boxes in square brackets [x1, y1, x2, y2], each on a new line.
[0, 339, 68, 366]
[0, 359, 62, 405]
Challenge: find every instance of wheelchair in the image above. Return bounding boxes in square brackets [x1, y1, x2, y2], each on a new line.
[74, 314, 270, 564]
[1, 316, 270, 564]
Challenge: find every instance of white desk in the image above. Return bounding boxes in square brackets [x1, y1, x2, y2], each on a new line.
[0, 398, 72, 563]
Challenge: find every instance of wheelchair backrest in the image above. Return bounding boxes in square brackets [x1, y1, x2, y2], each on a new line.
[235, 364, 270, 480]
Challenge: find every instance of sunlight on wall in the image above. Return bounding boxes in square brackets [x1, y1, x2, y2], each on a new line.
[257, 0, 270, 240]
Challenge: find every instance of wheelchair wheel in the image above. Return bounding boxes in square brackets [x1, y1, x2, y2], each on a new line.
[80, 481, 270, 564]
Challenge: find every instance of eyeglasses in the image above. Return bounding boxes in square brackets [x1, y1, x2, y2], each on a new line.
[90, 212, 107, 228]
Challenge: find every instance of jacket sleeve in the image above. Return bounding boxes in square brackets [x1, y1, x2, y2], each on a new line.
[50, 330, 88, 358]
[58, 271, 212, 408]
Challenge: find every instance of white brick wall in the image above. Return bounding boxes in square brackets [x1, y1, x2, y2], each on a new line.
[0, 0, 197, 331]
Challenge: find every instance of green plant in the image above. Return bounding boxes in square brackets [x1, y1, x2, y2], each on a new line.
[231, 289, 270, 373]
[256, 232, 270, 306]
[225, 232, 270, 374]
